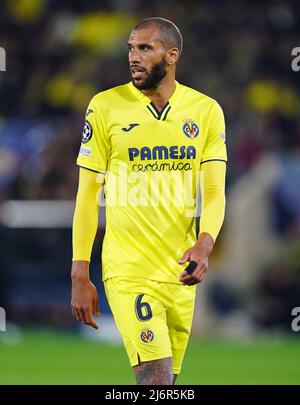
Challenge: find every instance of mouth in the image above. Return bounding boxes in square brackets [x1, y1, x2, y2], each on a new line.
[130, 66, 145, 80]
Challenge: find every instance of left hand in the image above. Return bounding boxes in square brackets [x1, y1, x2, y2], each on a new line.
[178, 233, 214, 286]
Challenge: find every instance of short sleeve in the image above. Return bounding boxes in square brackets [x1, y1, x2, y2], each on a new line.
[76, 97, 109, 173]
[201, 101, 227, 164]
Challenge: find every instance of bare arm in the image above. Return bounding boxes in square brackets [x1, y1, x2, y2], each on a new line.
[71, 261, 100, 329]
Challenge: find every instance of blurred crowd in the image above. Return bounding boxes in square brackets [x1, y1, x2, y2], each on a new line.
[0, 0, 300, 331]
[1, 0, 299, 201]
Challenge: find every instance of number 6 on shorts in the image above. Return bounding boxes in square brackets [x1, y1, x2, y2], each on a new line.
[135, 294, 153, 321]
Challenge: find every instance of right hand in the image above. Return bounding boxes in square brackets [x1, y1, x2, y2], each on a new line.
[71, 262, 100, 329]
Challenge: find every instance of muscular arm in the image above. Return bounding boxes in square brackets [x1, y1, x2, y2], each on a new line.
[179, 161, 226, 285]
[71, 167, 104, 328]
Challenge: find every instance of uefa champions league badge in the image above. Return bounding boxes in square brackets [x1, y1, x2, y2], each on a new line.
[81, 120, 93, 144]
[141, 329, 154, 343]
[182, 118, 199, 139]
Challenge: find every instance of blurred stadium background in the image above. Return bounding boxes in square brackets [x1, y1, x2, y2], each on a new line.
[1, 0, 300, 385]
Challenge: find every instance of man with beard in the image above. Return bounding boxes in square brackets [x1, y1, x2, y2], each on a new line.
[71, 17, 227, 385]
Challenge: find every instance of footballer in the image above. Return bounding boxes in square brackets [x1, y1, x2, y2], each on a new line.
[71, 17, 227, 385]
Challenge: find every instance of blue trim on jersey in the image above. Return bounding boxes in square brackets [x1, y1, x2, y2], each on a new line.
[147, 105, 158, 119]
[147, 101, 171, 120]
[77, 164, 106, 174]
[162, 106, 171, 121]
[200, 159, 227, 165]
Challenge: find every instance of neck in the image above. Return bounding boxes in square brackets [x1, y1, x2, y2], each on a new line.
[142, 73, 176, 110]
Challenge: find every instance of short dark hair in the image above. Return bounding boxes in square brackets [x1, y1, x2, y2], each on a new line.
[133, 17, 183, 55]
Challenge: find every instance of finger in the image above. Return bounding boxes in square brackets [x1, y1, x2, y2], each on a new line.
[180, 273, 193, 283]
[183, 279, 196, 286]
[179, 270, 188, 280]
[180, 264, 201, 282]
[180, 274, 192, 283]
[199, 271, 207, 283]
[181, 268, 202, 284]
[180, 275, 194, 285]
[79, 307, 89, 324]
[82, 308, 99, 330]
[72, 307, 80, 321]
[93, 296, 100, 317]
[93, 302, 99, 317]
[74, 307, 82, 322]
[186, 270, 207, 285]
[180, 258, 207, 283]
[85, 311, 99, 329]
[90, 319, 99, 330]
[178, 250, 191, 264]
[187, 278, 202, 286]
[184, 274, 200, 285]
[187, 280, 198, 286]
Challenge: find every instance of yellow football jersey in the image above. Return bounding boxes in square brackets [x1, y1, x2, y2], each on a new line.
[77, 81, 227, 284]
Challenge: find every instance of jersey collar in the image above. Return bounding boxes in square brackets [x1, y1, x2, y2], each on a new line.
[128, 81, 181, 121]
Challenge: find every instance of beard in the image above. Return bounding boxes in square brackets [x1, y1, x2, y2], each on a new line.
[131, 57, 168, 90]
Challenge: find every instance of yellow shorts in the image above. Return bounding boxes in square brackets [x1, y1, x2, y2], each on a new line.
[104, 277, 196, 375]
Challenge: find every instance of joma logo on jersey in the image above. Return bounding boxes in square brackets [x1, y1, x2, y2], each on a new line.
[128, 145, 196, 161]
[122, 123, 139, 132]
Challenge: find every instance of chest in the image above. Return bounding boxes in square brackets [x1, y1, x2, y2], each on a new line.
[106, 104, 210, 165]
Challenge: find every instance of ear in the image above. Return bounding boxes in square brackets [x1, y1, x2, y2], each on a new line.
[166, 48, 180, 65]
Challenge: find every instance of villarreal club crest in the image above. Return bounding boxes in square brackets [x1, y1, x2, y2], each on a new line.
[182, 118, 199, 139]
[141, 329, 154, 344]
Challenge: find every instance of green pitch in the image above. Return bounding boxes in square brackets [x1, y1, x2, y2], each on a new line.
[0, 329, 299, 384]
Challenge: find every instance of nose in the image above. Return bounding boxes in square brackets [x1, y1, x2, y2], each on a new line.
[129, 48, 141, 64]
